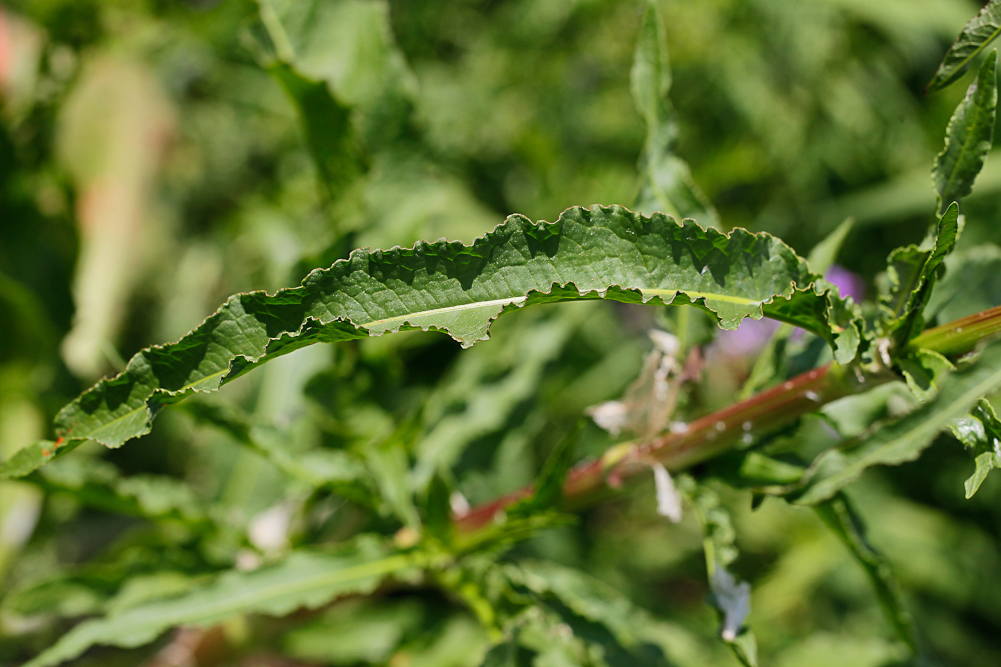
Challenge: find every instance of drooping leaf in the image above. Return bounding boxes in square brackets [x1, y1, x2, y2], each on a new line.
[933, 51, 998, 213]
[880, 203, 961, 349]
[927, 0, 1001, 93]
[814, 493, 918, 652]
[26, 535, 415, 667]
[363, 415, 421, 529]
[257, 0, 416, 149]
[631, 0, 718, 227]
[794, 340, 1001, 505]
[949, 398, 1001, 498]
[1, 206, 862, 480]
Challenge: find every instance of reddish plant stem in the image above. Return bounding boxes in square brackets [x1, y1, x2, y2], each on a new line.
[453, 306, 1001, 535]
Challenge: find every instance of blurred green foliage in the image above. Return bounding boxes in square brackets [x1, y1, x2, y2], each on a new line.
[4, 1, 1001, 666]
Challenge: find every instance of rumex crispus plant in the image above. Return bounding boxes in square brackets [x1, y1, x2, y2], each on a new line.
[6, 1, 1001, 666]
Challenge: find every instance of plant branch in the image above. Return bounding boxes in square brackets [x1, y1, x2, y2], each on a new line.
[454, 305, 1001, 534]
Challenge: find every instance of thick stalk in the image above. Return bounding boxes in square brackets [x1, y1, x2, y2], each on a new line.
[454, 306, 1001, 534]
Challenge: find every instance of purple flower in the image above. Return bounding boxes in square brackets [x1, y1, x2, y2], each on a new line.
[825, 265, 865, 302]
[715, 318, 780, 358]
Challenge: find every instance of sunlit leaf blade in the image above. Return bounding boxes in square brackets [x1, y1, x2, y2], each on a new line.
[0, 440, 80, 480]
[815, 493, 918, 653]
[794, 340, 1001, 505]
[631, 0, 718, 227]
[933, 51, 998, 213]
[26, 536, 414, 667]
[927, 0, 1001, 93]
[1, 206, 861, 480]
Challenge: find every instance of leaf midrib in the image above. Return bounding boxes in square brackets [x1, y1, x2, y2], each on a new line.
[67, 286, 769, 443]
[940, 21, 1001, 90]
[941, 84, 988, 204]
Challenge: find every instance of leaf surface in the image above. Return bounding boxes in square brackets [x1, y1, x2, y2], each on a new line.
[1, 206, 860, 480]
[26, 536, 413, 667]
[927, 1, 1001, 93]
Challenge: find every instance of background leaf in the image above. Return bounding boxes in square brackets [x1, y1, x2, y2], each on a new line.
[26, 535, 414, 667]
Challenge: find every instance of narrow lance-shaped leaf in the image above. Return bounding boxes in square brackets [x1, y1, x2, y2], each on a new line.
[1, 206, 862, 480]
[793, 339, 1001, 505]
[507, 422, 581, 519]
[26, 536, 415, 667]
[927, 0, 1001, 93]
[631, 0, 718, 227]
[881, 203, 960, 349]
[933, 51, 998, 214]
[815, 493, 918, 653]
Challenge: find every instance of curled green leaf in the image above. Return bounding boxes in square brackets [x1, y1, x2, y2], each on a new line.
[1, 206, 861, 480]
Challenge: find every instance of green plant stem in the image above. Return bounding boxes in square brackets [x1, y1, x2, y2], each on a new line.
[454, 305, 1001, 534]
